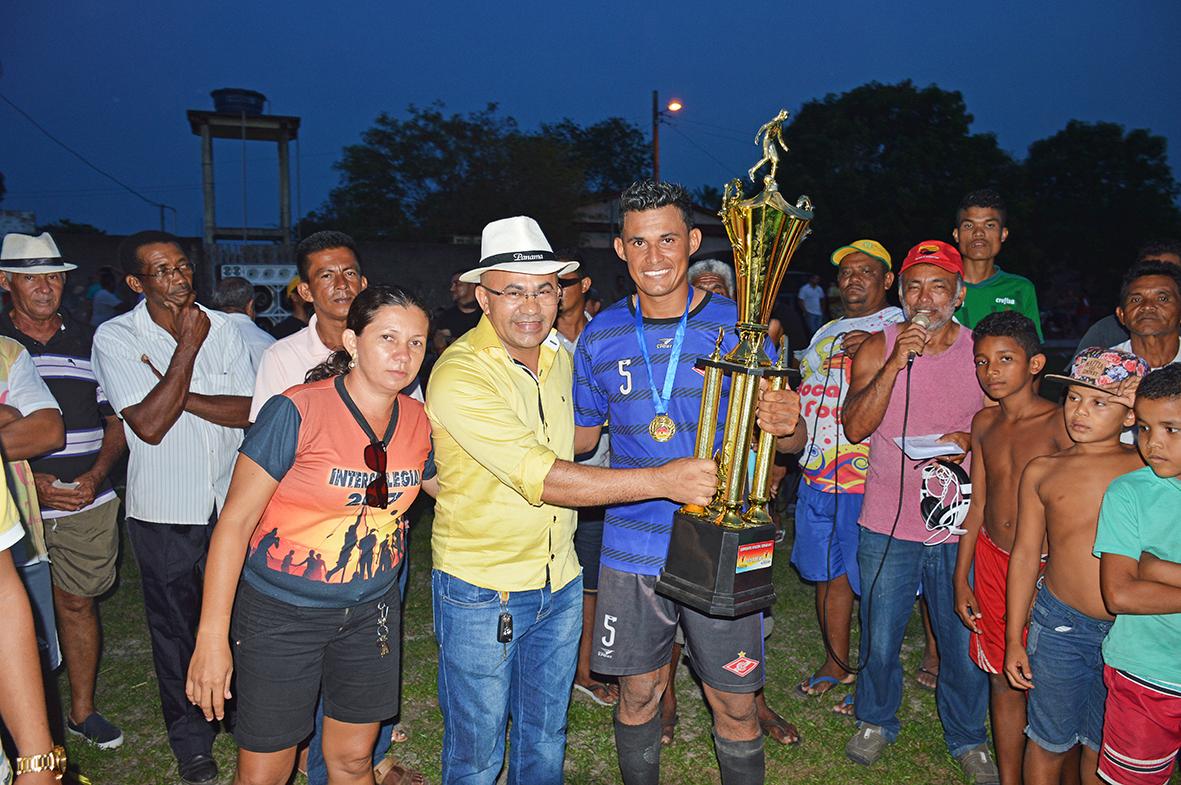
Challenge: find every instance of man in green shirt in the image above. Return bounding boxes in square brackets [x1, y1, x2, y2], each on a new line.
[952, 189, 1043, 340]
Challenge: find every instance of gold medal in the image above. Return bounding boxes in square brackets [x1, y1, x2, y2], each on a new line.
[649, 414, 676, 442]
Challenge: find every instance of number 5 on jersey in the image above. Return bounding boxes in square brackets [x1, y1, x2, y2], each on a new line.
[618, 360, 632, 395]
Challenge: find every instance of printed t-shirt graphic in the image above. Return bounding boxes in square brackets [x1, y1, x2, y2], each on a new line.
[796, 307, 904, 493]
[241, 376, 434, 607]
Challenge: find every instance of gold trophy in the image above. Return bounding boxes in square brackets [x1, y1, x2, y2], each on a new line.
[654, 110, 813, 617]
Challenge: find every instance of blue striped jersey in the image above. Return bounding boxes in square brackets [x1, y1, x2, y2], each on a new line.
[574, 292, 749, 576]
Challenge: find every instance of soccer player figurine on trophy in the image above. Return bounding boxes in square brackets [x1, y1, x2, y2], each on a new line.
[654, 110, 813, 617]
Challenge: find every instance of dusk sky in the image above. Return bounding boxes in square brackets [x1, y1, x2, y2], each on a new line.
[3, 1, 1179, 237]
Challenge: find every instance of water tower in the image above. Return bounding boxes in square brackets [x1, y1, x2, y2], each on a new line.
[187, 89, 301, 323]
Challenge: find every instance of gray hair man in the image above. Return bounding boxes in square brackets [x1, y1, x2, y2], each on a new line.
[211, 276, 275, 376]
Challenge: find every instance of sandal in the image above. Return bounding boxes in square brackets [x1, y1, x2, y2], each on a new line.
[573, 681, 619, 706]
[832, 693, 855, 717]
[391, 723, 409, 744]
[794, 673, 855, 697]
[915, 665, 938, 691]
[375, 757, 427, 785]
[759, 709, 801, 746]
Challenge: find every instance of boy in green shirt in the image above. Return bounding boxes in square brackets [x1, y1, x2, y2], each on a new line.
[1093, 363, 1181, 785]
[952, 189, 1043, 341]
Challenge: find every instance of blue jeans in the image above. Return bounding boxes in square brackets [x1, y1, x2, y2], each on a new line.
[432, 570, 582, 785]
[1024, 584, 1111, 753]
[854, 529, 988, 756]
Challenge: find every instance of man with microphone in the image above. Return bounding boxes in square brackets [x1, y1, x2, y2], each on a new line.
[839, 241, 994, 783]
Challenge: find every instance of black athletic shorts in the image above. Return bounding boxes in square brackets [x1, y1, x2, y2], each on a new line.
[231, 581, 401, 752]
[591, 565, 766, 693]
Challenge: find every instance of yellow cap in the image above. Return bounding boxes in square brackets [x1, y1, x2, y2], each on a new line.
[285, 275, 301, 298]
[831, 239, 892, 270]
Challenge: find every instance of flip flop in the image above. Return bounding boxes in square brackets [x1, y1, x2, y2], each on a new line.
[915, 665, 938, 691]
[573, 681, 619, 707]
[794, 673, 855, 697]
[759, 711, 801, 746]
[374, 757, 427, 785]
[390, 723, 409, 743]
[832, 693, 855, 718]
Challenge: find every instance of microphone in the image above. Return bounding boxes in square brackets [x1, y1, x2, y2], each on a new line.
[907, 313, 931, 367]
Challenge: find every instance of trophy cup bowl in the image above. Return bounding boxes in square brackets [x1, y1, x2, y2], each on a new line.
[654, 111, 813, 617]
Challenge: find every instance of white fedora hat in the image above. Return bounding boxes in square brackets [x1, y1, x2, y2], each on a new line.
[458, 216, 579, 284]
[0, 232, 78, 274]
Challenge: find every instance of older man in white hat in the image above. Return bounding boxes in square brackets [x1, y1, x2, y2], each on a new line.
[425, 216, 718, 785]
[0, 232, 128, 751]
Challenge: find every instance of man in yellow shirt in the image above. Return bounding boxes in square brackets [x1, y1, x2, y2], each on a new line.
[426, 217, 718, 785]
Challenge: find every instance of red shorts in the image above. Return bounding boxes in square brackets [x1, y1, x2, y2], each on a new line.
[1098, 666, 1181, 785]
[968, 529, 1014, 674]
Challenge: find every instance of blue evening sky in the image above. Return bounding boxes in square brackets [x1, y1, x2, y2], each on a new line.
[2, 1, 1178, 236]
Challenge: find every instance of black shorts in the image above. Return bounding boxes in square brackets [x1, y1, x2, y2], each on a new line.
[574, 510, 605, 591]
[591, 565, 766, 693]
[231, 581, 401, 753]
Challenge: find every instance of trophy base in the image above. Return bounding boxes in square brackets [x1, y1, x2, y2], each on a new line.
[654, 511, 777, 618]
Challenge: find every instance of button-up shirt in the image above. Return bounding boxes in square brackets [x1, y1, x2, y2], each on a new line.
[92, 301, 253, 525]
[426, 315, 578, 592]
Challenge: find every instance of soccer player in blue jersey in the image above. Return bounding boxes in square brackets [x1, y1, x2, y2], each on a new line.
[573, 180, 802, 785]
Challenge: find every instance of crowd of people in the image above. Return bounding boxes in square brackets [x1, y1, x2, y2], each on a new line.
[0, 180, 1178, 785]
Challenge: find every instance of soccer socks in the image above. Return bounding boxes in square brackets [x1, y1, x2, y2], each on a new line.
[614, 710, 661, 785]
[714, 732, 765, 785]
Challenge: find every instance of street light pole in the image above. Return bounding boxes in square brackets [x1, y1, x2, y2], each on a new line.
[651, 91, 683, 182]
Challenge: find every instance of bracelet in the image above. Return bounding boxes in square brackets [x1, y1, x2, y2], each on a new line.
[15, 744, 67, 778]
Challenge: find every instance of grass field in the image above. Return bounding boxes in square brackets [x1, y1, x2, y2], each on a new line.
[56, 503, 1176, 785]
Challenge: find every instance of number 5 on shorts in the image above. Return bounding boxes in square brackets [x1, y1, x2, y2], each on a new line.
[601, 614, 617, 648]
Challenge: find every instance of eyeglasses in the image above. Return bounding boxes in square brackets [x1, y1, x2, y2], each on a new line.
[479, 284, 559, 306]
[363, 440, 389, 509]
[136, 261, 194, 282]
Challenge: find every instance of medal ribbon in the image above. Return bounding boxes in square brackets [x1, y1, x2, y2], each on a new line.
[634, 290, 692, 420]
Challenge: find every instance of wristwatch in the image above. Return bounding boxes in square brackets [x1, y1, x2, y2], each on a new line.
[15, 745, 67, 779]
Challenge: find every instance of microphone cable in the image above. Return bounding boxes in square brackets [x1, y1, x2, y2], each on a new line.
[813, 327, 915, 678]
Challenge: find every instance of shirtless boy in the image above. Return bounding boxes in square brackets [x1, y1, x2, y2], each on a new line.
[953, 312, 1070, 785]
[1004, 347, 1148, 784]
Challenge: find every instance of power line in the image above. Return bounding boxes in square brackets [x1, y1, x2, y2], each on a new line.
[0, 91, 176, 230]
[664, 122, 741, 178]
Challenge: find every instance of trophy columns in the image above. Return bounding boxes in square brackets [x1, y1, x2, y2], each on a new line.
[655, 108, 813, 619]
[745, 340, 789, 526]
[681, 330, 725, 518]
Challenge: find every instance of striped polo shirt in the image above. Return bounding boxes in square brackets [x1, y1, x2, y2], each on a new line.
[0, 313, 119, 519]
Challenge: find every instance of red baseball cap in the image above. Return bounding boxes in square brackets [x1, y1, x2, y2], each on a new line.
[900, 240, 964, 276]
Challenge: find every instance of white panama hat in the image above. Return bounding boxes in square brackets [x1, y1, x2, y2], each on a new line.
[458, 216, 579, 284]
[0, 232, 78, 274]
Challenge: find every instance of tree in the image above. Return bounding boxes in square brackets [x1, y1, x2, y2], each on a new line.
[692, 185, 723, 212]
[36, 218, 106, 235]
[309, 104, 648, 243]
[769, 81, 1019, 275]
[541, 117, 651, 195]
[1023, 120, 1181, 308]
